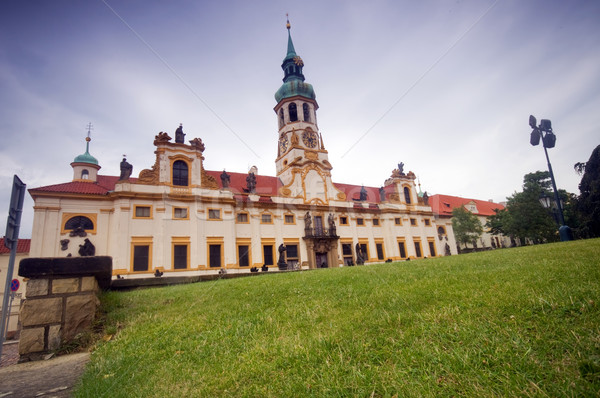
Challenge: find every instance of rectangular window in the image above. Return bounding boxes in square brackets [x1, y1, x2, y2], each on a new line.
[414, 242, 422, 258]
[238, 245, 250, 267]
[424, 219, 431, 226]
[342, 243, 353, 265]
[263, 245, 274, 266]
[133, 245, 150, 272]
[285, 244, 299, 267]
[356, 218, 364, 226]
[373, 218, 380, 226]
[209, 244, 222, 268]
[284, 214, 295, 224]
[236, 213, 249, 223]
[428, 241, 437, 257]
[208, 209, 222, 220]
[173, 207, 188, 219]
[261, 214, 273, 224]
[376, 243, 384, 260]
[398, 241, 407, 258]
[360, 243, 369, 260]
[134, 206, 151, 218]
[395, 217, 402, 225]
[173, 244, 188, 269]
[410, 218, 417, 226]
[339, 216, 348, 225]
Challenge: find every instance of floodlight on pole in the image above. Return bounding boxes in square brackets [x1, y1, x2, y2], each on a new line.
[528, 115, 572, 241]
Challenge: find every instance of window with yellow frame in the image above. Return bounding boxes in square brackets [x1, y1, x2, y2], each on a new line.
[207, 208, 222, 220]
[133, 205, 153, 219]
[61, 213, 97, 234]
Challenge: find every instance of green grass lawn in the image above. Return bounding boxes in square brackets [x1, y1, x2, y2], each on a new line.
[75, 239, 600, 397]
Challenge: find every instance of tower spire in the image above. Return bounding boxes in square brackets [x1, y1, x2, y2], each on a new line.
[285, 14, 296, 59]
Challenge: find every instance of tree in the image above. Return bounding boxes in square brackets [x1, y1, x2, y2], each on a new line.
[502, 171, 558, 244]
[576, 144, 600, 238]
[451, 206, 483, 249]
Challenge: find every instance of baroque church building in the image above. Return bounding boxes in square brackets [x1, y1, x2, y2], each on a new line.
[28, 23, 458, 279]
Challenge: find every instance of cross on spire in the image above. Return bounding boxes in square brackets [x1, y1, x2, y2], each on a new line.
[86, 122, 93, 141]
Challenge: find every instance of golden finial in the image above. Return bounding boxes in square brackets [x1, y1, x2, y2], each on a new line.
[286, 13, 290, 30]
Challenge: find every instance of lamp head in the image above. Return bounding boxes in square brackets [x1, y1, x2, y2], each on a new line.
[540, 119, 552, 132]
[529, 115, 537, 129]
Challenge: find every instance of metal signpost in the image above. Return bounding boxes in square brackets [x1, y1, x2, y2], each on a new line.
[0, 175, 26, 361]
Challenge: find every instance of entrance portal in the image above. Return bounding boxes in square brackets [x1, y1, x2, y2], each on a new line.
[315, 252, 328, 268]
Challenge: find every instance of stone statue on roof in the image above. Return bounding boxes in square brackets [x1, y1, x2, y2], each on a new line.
[359, 186, 367, 201]
[220, 170, 230, 188]
[119, 157, 133, 180]
[175, 124, 185, 144]
[246, 172, 256, 193]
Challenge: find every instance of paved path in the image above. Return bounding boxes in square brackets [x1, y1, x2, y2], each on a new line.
[0, 342, 89, 398]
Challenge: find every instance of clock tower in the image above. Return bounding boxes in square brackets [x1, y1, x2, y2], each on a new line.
[274, 20, 341, 205]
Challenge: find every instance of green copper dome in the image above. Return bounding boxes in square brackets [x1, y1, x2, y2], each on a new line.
[275, 80, 316, 103]
[274, 21, 316, 103]
[73, 140, 99, 165]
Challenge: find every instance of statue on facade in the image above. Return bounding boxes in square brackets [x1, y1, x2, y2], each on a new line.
[328, 213, 336, 236]
[304, 211, 312, 229]
[119, 157, 133, 180]
[220, 170, 230, 188]
[398, 162, 405, 175]
[175, 124, 185, 144]
[78, 238, 95, 257]
[379, 187, 385, 202]
[246, 172, 256, 193]
[355, 243, 365, 265]
[277, 244, 287, 270]
[60, 239, 69, 251]
[423, 192, 429, 206]
[359, 186, 367, 201]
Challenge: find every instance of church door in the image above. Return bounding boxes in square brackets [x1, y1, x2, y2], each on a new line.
[315, 252, 328, 268]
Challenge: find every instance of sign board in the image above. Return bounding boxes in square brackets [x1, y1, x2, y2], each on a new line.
[4, 175, 26, 250]
[10, 279, 19, 292]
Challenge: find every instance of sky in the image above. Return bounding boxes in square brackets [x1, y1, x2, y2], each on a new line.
[1, 0, 599, 238]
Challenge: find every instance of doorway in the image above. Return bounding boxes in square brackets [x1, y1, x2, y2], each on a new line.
[315, 252, 328, 268]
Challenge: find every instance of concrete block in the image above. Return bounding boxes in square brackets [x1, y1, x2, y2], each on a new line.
[48, 325, 62, 351]
[52, 278, 80, 294]
[81, 276, 99, 292]
[19, 328, 45, 354]
[26, 279, 49, 297]
[64, 294, 99, 341]
[21, 297, 63, 326]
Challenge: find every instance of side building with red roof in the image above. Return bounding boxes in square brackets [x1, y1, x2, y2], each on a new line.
[428, 194, 511, 251]
[27, 23, 458, 281]
[0, 238, 30, 338]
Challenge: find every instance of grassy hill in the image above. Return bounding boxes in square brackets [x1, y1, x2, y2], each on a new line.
[75, 239, 600, 397]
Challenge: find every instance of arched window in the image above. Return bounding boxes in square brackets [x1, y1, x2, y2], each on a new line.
[289, 103, 298, 122]
[64, 216, 94, 231]
[303, 103, 310, 122]
[81, 169, 89, 179]
[172, 160, 189, 186]
[404, 187, 412, 204]
[279, 109, 284, 128]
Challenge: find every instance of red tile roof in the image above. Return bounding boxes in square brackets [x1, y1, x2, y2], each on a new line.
[29, 170, 395, 205]
[0, 238, 31, 254]
[29, 176, 131, 196]
[428, 194, 504, 217]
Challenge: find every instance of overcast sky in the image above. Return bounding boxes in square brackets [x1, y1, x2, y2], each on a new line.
[1, 0, 599, 238]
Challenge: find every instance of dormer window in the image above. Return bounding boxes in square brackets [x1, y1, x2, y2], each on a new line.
[289, 103, 298, 122]
[303, 103, 310, 122]
[172, 160, 189, 186]
[81, 169, 89, 179]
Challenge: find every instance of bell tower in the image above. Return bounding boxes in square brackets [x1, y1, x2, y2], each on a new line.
[274, 19, 341, 205]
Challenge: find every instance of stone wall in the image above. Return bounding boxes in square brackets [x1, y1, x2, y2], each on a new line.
[18, 256, 112, 362]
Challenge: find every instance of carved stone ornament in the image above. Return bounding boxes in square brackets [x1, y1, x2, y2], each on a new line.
[201, 166, 219, 189]
[305, 151, 318, 161]
[280, 187, 292, 197]
[336, 192, 347, 201]
[154, 132, 172, 145]
[290, 132, 299, 146]
[189, 137, 205, 152]
[138, 156, 160, 185]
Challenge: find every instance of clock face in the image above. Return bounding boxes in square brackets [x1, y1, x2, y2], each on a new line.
[302, 130, 318, 148]
[279, 135, 289, 154]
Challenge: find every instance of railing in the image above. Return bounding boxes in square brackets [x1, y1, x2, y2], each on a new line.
[304, 227, 338, 238]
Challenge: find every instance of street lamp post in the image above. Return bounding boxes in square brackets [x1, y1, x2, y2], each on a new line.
[529, 115, 572, 241]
